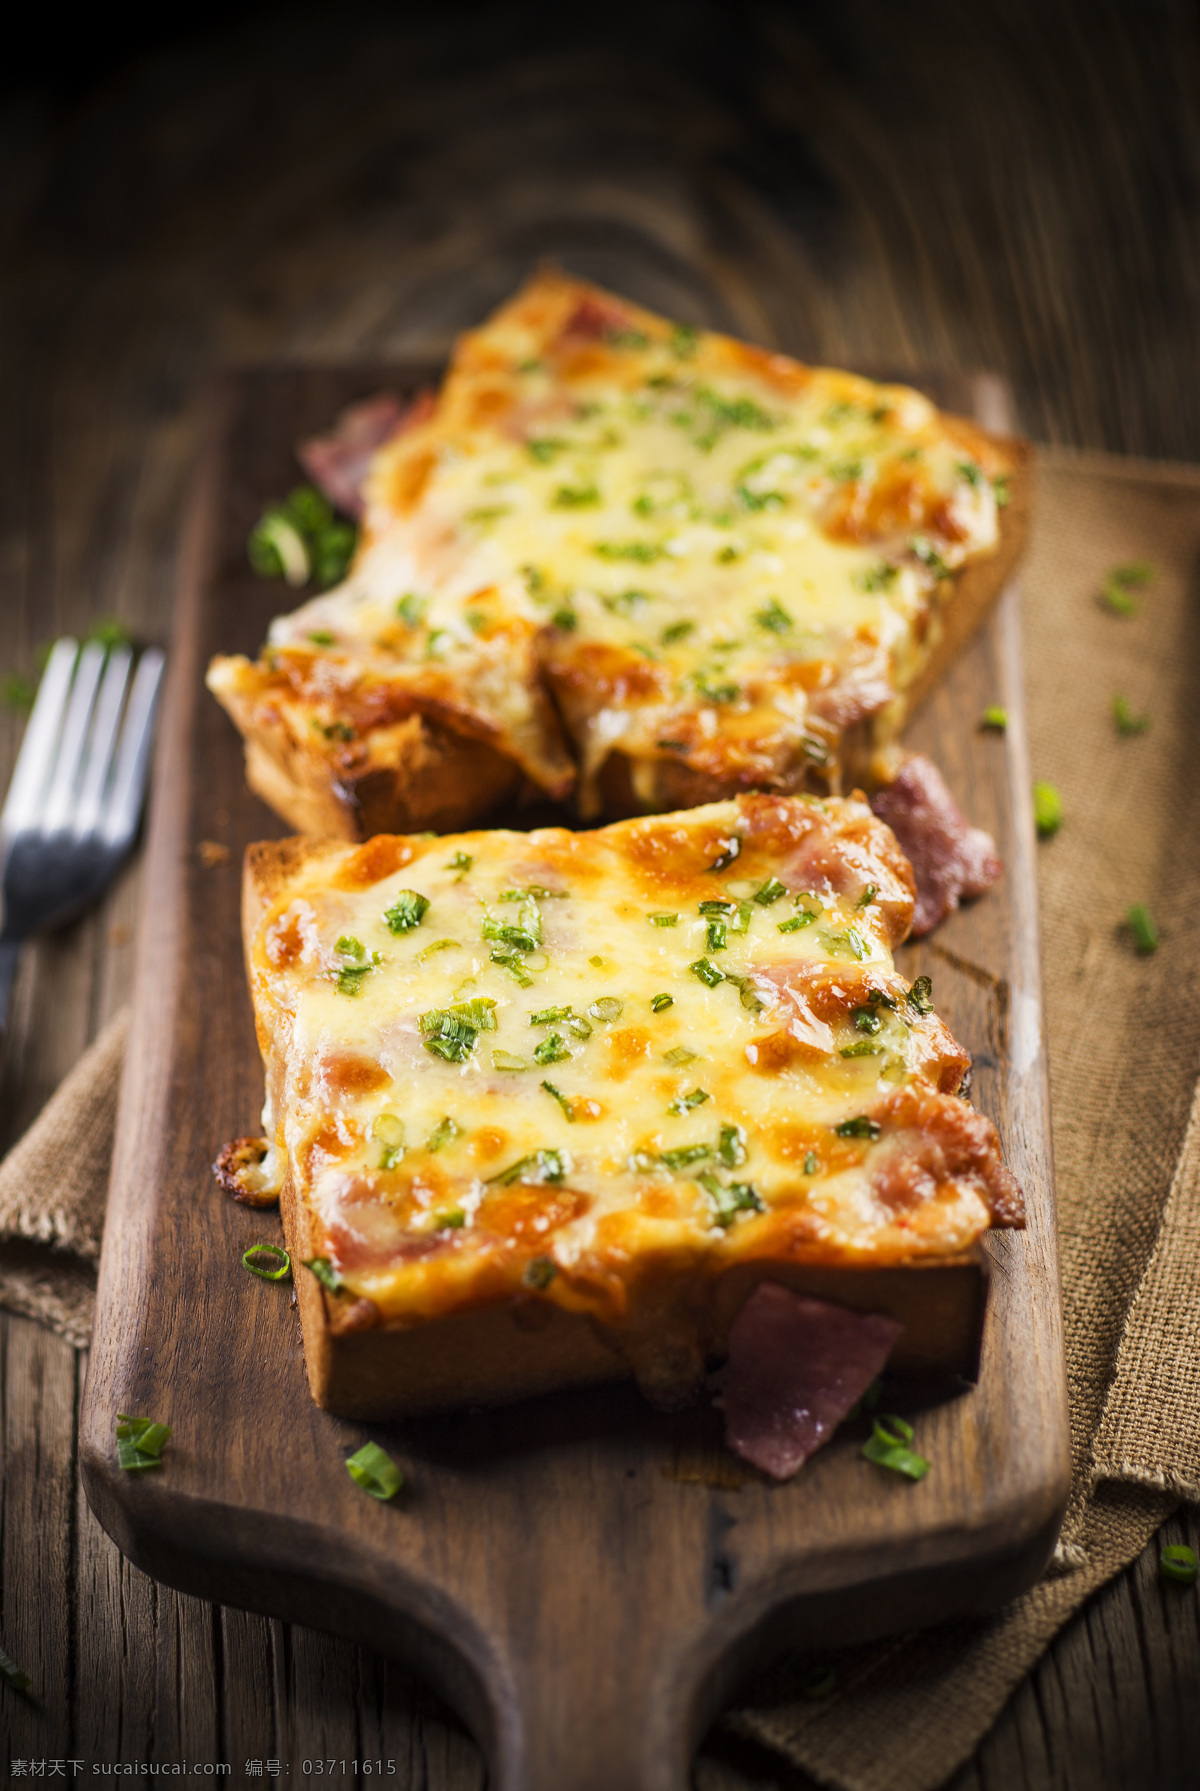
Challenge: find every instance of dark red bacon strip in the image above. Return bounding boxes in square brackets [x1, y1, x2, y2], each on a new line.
[297, 391, 434, 519]
[719, 1283, 902, 1480]
[871, 754, 1001, 937]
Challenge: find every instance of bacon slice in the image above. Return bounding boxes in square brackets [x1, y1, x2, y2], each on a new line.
[719, 1283, 902, 1480]
[297, 392, 432, 519]
[870, 754, 1001, 937]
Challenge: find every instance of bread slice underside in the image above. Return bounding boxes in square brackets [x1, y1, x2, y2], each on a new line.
[207, 269, 1031, 841]
[241, 795, 1022, 1419]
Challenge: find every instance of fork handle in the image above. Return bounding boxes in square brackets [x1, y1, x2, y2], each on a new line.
[0, 936, 21, 1045]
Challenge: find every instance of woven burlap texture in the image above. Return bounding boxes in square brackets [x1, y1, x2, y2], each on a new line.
[728, 448, 1200, 1789]
[0, 448, 1195, 1789]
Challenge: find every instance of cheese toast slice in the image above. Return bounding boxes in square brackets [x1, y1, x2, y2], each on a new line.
[242, 794, 1022, 1418]
[208, 270, 1030, 839]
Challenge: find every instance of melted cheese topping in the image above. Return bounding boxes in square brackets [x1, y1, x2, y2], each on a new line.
[250, 797, 997, 1329]
[257, 272, 1014, 805]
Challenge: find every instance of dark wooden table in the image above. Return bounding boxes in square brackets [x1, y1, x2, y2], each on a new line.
[2, 5, 1199, 1786]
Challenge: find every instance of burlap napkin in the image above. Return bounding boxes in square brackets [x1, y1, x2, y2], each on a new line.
[1, 448, 1196, 1788]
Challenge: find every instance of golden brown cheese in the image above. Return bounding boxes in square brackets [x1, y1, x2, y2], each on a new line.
[209, 270, 1027, 833]
[246, 796, 1022, 1347]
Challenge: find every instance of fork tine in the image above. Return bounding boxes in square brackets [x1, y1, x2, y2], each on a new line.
[72, 646, 133, 838]
[100, 648, 165, 849]
[43, 641, 106, 833]
[1, 639, 79, 843]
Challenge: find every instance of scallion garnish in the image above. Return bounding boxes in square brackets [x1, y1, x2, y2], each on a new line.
[1099, 561, 1154, 615]
[753, 877, 787, 906]
[419, 998, 497, 1062]
[855, 885, 877, 909]
[754, 597, 793, 634]
[116, 1413, 172, 1473]
[490, 949, 534, 986]
[840, 1041, 882, 1058]
[489, 1149, 569, 1186]
[534, 1033, 571, 1065]
[345, 1441, 403, 1501]
[718, 1124, 747, 1168]
[700, 1175, 764, 1226]
[541, 1080, 575, 1120]
[1112, 694, 1151, 735]
[803, 1150, 819, 1175]
[446, 850, 473, 878]
[492, 1050, 529, 1072]
[661, 1143, 712, 1170]
[853, 1009, 882, 1034]
[383, 889, 430, 934]
[649, 912, 679, 927]
[835, 1116, 880, 1140]
[434, 1209, 465, 1229]
[1160, 1544, 1198, 1585]
[242, 1243, 291, 1281]
[1126, 903, 1159, 953]
[524, 1256, 558, 1289]
[862, 1415, 929, 1481]
[664, 1045, 698, 1067]
[689, 957, 724, 988]
[651, 993, 674, 1012]
[588, 996, 624, 1023]
[980, 705, 1008, 731]
[907, 976, 934, 1015]
[668, 1087, 710, 1115]
[397, 592, 427, 627]
[304, 1256, 342, 1292]
[0, 1645, 31, 1690]
[819, 927, 868, 961]
[1033, 781, 1063, 837]
[778, 914, 811, 933]
[426, 1116, 459, 1152]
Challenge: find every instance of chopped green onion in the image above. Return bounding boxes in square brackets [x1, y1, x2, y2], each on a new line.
[840, 1041, 882, 1059]
[907, 976, 934, 1015]
[778, 913, 814, 933]
[803, 1150, 819, 1175]
[383, 891, 430, 933]
[426, 1116, 459, 1152]
[670, 322, 698, 358]
[689, 957, 724, 988]
[489, 1149, 569, 1186]
[1033, 781, 1063, 837]
[705, 917, 728, 952]
[416, 938, 459, 967]
[651, 993, 674, 1013]
[1099, 560, 1154, 615]
[1159, 1544, 1198, 1585]
[855, 885, 877, 909]
[649, 912, 679, 927]
[853, 1008, 882, 1034]
[492, 1050, 529, 1072]
[541, 1080, 575, 1120]
[594, 540, 664, 563]
[800, 1662, 837, 1701]
[304, 1256, 342, 1292]
[723, 973, 765, 1013]
[524, 1256, 558, 1289]
[336, 935, 365, 959]
[116, 1413, 172, 1473]
[309, 629, 335, 646]
[701, 1176, 764, 1226]
[862, 1415, 929, 1481]
[835, 1116, 880, 1140]
[552, 607, 579, 631]
[1126, 903, 1159, 953]
[956, 460, 983, 488]
[420, 999, 497, 1062]
[908, 534, 951, 579]
[445, 850, 473, 877]
[819, 927, 868, 961]
[1099, 579, 1138, 615]
[345, 1441, 403, 1501]
[589, 954, 607, 969]
[527, 437, 564, 463]
[707, 835, 742, 872]
[668, 1087, 710, 1115]
[534, 1033, 571, 1065]
[661, 1143, 712, 1170]
[434, 1209, 465, 1229]
[553, 483, 601, 508]
[242, 1243, 291, 1281]
[754, 597, 793, 633]
[719, 1124, 747, 1168]
[845, 1377, 883, 1421]
[1112, 694, 1151, 735]
[854, 562, 899, 594]
[753, 877, 787, 906]
[660, 621, 694, 645]
[980, 705, 1008, 731]
[379, 1145, 404, 1170]
[396, 592, 427, 626]
[588, 996, 624, 1023]
[0, 1645, 31, 1690]
[664, 1046, 698, 1067]
[490, 949, 534, 987]
[1112, 560, 1155, 585]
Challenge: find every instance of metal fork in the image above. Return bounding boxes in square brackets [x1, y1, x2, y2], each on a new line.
[0, 637, 166, 1037]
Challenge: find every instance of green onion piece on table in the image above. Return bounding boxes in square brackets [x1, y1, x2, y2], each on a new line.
[345, 1441, 404, 1501]
[1159, 1544, 1198, 1585]
[1126, 903, 1159, 953]
[980, 705, 1008, 731]
[0, 1645, 31, 1690]
[1033, 781, 1063, 837]
[862, 1415, 930, 1481]
[116, 1413, 172, 1473]
[242, 1243, 291, 1281]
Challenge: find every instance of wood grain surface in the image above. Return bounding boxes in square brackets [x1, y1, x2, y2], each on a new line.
[77, 363, 1062, 1791]
[3, 4, 1200, 1786]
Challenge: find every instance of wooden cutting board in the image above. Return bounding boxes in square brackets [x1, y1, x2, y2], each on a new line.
[80, 364, 1069, 1791]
